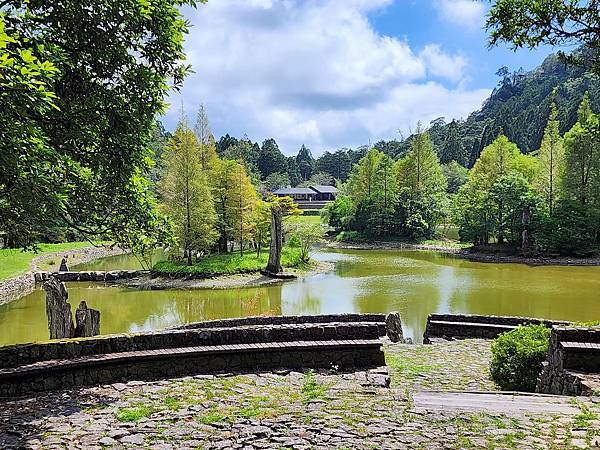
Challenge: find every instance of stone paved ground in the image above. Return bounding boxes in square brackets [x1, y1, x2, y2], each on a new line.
[2, 340, 600, 449]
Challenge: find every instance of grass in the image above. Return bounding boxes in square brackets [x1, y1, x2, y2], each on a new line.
[153, 246, 309, 275]
[301, 370, 328, 405]
[286, 214, 322, 224]
[0, 241, 100, 281]
[115, 405, 153, 422]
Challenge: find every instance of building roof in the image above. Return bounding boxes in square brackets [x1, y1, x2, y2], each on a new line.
[309, 185, 339, 194]
[273, 187, 316, 195]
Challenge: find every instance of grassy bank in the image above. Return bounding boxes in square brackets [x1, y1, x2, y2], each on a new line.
[0, 242, 98, 281]
[153, 247, 308, 276]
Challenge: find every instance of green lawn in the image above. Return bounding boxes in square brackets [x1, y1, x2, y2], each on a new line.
[153, 247, 307, 275]
[286, 214, 322, 224]
[0, 242, 98, 281]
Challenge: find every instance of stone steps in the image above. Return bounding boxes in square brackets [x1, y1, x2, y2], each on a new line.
[0, 339, 384, 397]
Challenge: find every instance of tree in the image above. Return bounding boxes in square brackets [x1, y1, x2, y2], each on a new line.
[296, 145, 315, 181]
[286, 157, 302, 187]
[258, 138, 287, 178]
[563, 95, 599, 206]
[442, 161, 469, 194]
[486, 0, 600, 73]
[216, 134, 238, 157]
[347, 149, 383, 202]
[299, 172, 335, 187]
[535, 103, 564, 214]
[194, 105, 219, 172]
[439, 120, 467, 166]
[161, 122, 217, 265]
[286, 222, 326, 262]
[0, 1, 198, 249]
[263, 172, 291, 193]
[316, 150, 352, 181]
[226, 161, 259, 256]
[223, 137, 260, 175]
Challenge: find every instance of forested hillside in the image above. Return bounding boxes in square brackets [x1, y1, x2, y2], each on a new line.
[428, 51, 600, 167]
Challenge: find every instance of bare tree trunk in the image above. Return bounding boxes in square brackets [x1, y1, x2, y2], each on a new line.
[266, 205, 283, 274]
[44, 277, 74, 340]
[74, 301, 101, 338]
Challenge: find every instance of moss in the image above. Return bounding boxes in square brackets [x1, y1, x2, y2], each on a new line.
[115, 405, 153, 422]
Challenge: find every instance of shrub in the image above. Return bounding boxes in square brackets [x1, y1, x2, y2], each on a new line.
[490, 324, 551, 392]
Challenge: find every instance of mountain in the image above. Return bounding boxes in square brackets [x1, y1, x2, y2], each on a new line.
[425, 50, 600, 167]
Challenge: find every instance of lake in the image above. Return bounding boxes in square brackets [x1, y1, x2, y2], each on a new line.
[1, 249, 599, 346]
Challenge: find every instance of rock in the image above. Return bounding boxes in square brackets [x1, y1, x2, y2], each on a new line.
[120, 434, 145, 445]
[74, 301, 100, 337]
[44, 277, 74, 339]
[385, 311, 404, 343]
[59, 257, 69, 272]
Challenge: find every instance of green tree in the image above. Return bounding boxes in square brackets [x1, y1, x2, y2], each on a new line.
[226, 161, 259, 256]
[263, 172, 291, 193]
[296, 145, 315, 181]
[439, 120, 466, 166]
[535, 103, 564, 214]
[194, 104, 219, 172]
[286, 157, 302, 187]
[316, 150, 352, 181]
[161, 123, 218, 265]
[258, 138, 287, 178]
[442, 161, 469, 194]
[486, 0, 600, 73]
[0, 0, 198, 249]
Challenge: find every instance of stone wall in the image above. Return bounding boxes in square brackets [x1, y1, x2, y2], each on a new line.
[423, 314, 570, 343]
[0, 320, 386, 370]
[175, 313, 387, 330]
[0, 341, 385, 397]
[35, 270, 147, 283]
[537, 326, 600, 396]
[0, 273, 36, 306]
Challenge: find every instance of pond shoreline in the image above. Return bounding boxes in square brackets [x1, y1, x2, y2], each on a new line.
[0, 246, 126, 305]
[117, 260, 335, 291]
[327, 240, 600, 266]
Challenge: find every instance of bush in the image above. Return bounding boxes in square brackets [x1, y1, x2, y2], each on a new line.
[490, 324, 551, 392]
[335, 231, 361, 242]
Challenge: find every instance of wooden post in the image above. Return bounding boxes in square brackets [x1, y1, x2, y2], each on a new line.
[265, 204, 283, 275]
[74, 301, 101, 337]
[43, 277, 74, 339]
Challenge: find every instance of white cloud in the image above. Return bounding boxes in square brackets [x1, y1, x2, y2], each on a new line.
[164, 0, 490, 155]
[437, 0, 486, 30]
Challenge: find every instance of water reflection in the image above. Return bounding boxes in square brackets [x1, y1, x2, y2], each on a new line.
[1, 249, 600, 346]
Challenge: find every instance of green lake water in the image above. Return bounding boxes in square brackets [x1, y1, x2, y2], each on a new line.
[1, 249, 599, 346]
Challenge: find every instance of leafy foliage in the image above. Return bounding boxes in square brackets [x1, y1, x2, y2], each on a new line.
[490, 324, 551, 392]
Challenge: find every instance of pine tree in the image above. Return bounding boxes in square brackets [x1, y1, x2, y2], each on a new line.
[161, 121, 218, 264]
[227, 161, 259, 256]
[194, 104, 219, 172]
[535, 103, 564, 214]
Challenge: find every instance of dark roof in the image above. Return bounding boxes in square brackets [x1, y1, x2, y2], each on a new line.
[309, 185, 338, 194]
[273, 187, 316, 195]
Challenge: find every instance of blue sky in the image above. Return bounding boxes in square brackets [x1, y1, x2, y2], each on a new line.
[164, 0, 555, 156]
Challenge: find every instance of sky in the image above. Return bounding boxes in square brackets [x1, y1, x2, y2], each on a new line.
[162, 0, 554, 156]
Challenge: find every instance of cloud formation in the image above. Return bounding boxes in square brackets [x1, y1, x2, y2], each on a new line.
[437, 0, 487, 30]
[164, 0, 490, 155]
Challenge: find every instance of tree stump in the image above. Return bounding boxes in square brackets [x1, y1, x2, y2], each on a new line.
[43, 277, 74, 339]
[74, 301, 100, 337]
[386, 312, 404, 343]
[265, 204, 283, 275]
[59, 257, 69, 272]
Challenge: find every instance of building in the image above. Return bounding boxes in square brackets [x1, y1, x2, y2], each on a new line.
[272, 185, 339, 209]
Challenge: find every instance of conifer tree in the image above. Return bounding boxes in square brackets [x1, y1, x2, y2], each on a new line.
[535, 103, 564, 214]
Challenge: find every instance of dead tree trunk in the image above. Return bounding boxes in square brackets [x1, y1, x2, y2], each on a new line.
[265, 205, 283, 275]
[74, 301, 101, 337]
[44, 277, 74, 339]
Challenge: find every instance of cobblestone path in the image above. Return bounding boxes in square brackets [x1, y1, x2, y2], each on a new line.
[1, 340, 600, 449]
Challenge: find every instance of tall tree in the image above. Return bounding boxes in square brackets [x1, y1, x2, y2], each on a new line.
[439, 120, 466, 166]
[258, 138, 287, 179]
[161, 122, 217, 265]
[227, 162, 258, 256]
[194, 105, 219, 172]
[0, 0, 197, 249]
[296, 145, 315, 181]
[286, 157, 302, 187]
[347, 149, 383, 202]
[563, 95, 599, 206]
[535, 103, 564, 213]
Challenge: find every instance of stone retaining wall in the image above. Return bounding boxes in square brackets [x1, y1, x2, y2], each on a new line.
[423, 314, 569, 343]
[0, 273, 36, 306]
[0, 320, 386, 370]
[35, 270, 147, 283]
[175, 313, 386, 330]
[0, 340, 384, 397]
[537, 327, 600, 396]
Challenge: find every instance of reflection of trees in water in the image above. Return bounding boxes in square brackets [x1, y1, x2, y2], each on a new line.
[280, 280, 324, 316]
